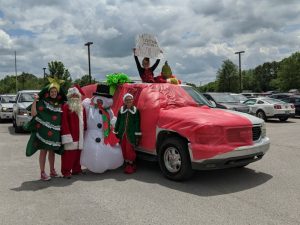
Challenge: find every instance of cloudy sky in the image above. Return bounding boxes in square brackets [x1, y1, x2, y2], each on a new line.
[0, 0, 299, 85]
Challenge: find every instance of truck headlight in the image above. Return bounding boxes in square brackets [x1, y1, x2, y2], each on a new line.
[1, 107, 7, 112]
[18, 108, 28, 115]
[261, 122, 266, 138]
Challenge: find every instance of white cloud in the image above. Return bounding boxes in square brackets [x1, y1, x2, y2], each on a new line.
[0, 0, 299, 84]
[0, 29, 13, 48]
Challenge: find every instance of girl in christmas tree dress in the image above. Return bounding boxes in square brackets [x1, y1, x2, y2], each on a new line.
[25, 77, 66, 181]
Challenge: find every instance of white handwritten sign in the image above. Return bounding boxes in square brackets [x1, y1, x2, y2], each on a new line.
[135, 33, 163, 59]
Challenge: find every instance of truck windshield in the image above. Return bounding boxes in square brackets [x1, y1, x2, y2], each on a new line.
[181, 86, 212, 107]
[19, 93, 36, 102]
[1, 96, 15, 103]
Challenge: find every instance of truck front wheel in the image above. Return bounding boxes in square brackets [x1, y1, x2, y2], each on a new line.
[158, 137, 194, 181]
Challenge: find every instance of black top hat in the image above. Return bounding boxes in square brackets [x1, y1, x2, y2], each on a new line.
[93, 84, 112, 98]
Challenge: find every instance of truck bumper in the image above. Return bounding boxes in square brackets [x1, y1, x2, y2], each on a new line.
[191, 137, 270, 170]
[16, 115, 32, 127]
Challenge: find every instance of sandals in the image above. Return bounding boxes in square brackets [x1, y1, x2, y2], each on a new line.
[41, 172, 51, 181]
[50, 169, 59, 177]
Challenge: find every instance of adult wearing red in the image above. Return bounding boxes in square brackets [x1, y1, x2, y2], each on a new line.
[61, 85, 87, 178]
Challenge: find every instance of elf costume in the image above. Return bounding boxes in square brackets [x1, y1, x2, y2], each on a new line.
[25, 77, 67, 157]
[61, 85, 87, 178]
[114, 93, 142, 173]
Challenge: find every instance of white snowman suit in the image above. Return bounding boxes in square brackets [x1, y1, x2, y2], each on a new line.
[80, 96, 123, 173]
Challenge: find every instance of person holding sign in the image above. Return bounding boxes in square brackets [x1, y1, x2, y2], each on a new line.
[133, 34, 163, 83]
[133, 48, 160, 83]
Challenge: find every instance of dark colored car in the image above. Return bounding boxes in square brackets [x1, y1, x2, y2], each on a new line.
[203, 92, 250, 113]
[281, 95, 300, 116]
[269, 93, 293, 99]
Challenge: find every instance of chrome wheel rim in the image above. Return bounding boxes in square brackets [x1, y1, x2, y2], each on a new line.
[164, 147, 181, 173]
[257, 112, 264, 119]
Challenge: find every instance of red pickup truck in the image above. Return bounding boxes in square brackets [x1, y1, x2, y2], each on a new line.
[83, 83, 270, 180]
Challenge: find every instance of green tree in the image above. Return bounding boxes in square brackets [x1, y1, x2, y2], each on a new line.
[47, 61, 72, 89]
[252, 61, 280, 92]
[0, 75, 17, 94]
[216, 59, 239, 92]
[199, 81, 217, 92]
[18, 72, 43, 90]
[241, 70, 255, 91]
[73, 74, 96, 87]
[276, 52, 300, 91]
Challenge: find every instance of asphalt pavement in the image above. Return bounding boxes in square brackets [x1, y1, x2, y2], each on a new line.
[0, 118, 299, 225]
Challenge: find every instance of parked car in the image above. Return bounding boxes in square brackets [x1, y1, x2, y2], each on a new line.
[269, 93, 293, 99]
[203, 92, 250, 113]
[288, 89, 299, 95]
[230, 93, 248, 103]
[82, 83, 270, 181]
[0, 94, 16, 122]
[12, 90, 40, 132]
[281, 95, 300, 116]
[241, 92, 261, 98]
[244, 97, 295, 121]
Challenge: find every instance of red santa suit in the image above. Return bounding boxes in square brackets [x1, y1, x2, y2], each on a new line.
[61, 85, 87, 177]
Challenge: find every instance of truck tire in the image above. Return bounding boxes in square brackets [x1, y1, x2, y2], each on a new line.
[158, 137, 194, 181]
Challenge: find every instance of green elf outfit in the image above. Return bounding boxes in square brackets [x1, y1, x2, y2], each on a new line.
[114, 105, 141, 146]
[114, 93, 141, 170]
[24, 77, 67, 157]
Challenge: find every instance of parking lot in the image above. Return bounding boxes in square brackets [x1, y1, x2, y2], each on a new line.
[0, 118, 300, 225]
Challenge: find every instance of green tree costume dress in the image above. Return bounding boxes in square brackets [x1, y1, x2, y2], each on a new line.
[24, 86, 66, 157]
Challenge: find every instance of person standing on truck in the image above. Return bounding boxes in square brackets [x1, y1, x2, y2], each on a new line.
[133, 48, 160, 83]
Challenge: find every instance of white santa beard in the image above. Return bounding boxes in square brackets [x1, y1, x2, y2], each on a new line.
[68, 98, 82, 114]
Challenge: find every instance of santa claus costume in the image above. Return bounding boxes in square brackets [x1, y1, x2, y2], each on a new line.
[61, 85, 87, 178]
[80, 84, 123, 173]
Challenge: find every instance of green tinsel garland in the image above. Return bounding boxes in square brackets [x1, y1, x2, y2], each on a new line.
[106, 73, 131, 95]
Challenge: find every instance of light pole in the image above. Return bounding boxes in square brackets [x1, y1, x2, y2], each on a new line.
[85, 42, 93, 84]
[43, 67, 46, 79]
[235, 50, 245, 93]
[14, 51, 18, 92]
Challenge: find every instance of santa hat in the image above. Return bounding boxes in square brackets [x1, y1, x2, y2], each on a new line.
[67, 84, 85, 97]
[123, 93, 133, 102]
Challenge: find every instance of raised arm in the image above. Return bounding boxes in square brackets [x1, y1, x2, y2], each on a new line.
[31, 94, 39, 117]
[151, 59, 160, 72]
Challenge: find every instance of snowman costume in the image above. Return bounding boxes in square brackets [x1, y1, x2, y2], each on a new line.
[80, 84, 123, 173]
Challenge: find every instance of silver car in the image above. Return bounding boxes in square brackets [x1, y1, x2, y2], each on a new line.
[244, 97, 295, 122]
[12, 90, 40, 132]
[0, 94, 16, 122]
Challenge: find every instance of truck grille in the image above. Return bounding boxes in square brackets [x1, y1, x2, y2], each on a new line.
[252, 126, 261, 141]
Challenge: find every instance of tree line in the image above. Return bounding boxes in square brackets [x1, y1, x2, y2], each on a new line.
[1, 52, 299, 94]
[0, 61, 96, 94]
[199, 51, 300, 93]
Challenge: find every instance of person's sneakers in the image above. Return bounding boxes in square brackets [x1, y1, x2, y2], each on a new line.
[124, 164, 135, 174]
[50, 169, 59, 177]
[41, 172, 51, 181]
[132, 162, 137, 172]
[63, 175, 72, 179]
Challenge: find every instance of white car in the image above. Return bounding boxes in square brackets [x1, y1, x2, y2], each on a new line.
[0, 94, 16, 121]
[12, 90, 40, 132]
[244, 97, 295, 121]
[230, 93, 249, 103]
